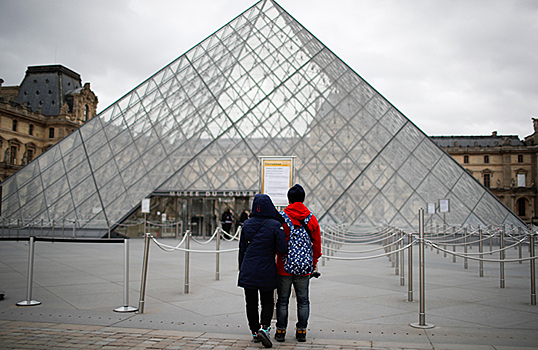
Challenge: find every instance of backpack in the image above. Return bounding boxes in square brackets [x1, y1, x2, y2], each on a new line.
[280, 211, 313, 275]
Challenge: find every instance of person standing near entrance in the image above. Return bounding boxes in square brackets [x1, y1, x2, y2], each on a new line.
[221, 208, 233, 237]
[275, 184, 322, 343]
[238, 194, 287, 348]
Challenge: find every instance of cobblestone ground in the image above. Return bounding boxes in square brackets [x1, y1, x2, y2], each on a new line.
[0, 321, 408, 350]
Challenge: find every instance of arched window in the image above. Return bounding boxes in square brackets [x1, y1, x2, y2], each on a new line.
[83, 104, 89, 121]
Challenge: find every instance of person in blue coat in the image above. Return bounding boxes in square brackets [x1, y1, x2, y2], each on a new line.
[238, 194, 287, 347]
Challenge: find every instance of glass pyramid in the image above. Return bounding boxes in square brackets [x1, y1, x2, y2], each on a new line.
[1, 0, 524, 232]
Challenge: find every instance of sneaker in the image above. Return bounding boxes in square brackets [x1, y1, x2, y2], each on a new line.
[252, 333, 261, 343]
[295, 329, 306, 342]
[274, 329, 286, 342]
[256, 327, 273, 348]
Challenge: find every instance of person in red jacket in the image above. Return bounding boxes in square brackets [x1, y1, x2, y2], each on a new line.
[275, 184, 322, 343]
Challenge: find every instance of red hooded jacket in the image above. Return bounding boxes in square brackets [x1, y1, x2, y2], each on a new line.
[276, 202, 322, 276]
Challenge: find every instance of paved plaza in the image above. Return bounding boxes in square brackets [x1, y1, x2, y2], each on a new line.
[1, 236, 538, 349]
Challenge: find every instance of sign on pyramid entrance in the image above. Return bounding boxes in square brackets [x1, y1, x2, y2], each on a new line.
[1, 0, 524, 235]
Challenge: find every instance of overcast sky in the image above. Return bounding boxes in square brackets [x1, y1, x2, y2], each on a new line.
[1, 0, 537, 139]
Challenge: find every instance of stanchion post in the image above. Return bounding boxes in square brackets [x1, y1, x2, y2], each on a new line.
[400, 230, 405, 286]
[216, 227, 221, 281]
[463, 227, 469, 270]
[530, 233, 536, 305]
[479, 226, 484, 277]
[17, 236, 41, 306]
[395, 230, 399, 275]
[408, 232, 413, 302]
[138, 233, 151, 313]
[500, 225, 505, 288]
[411, 208, 434, 329]
[185, 230, 190, 294]
[115, 239, 138, 312]
[452, 226, 456, 263]
[519, 227, 523, 264]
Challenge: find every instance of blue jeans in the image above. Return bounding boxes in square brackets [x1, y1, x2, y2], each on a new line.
[276, 275, 310, 330]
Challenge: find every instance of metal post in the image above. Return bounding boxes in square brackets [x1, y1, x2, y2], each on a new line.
[41, 219, 44, 238]
[519, 227, 523, 264]
[216, 227, 221, 281]
[73, 220, 76, 239]
[408, 232, 413, 302]
[530, 233, 536, 305]
[17, 236, 41, 306]
[115, 239, 138, 312]
[463, 227, 469, 269]
[411, 208, 434, 329]
[479, 226, 484, 277]
[138, 233, 151, 313]
[500, 226, 505, 289]
[185, 230, 191, 294]
[452, 226, 456, 263]
[51, 220, 55, 240]
[321, 228, 326, 267]
[17, 218, 20, 240]
[400, 230, 405, 286]
[395, 230, 399, 275]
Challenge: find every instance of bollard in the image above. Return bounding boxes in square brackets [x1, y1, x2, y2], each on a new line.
[411, 208, 434, 329]
[530, 233, 536, 305]
[479, 226, 484, 277]
[216, 228, 221, 281]
[115, 239, 138, 312]
[185, 230, 191, 294]
[138, 233, 151, 313]
[321, 228, 326, 267]
[17, 236, 41, 306]
[408, 232, 413, 302]
[52, 220, 55, 240]
[500, 226, 505, 289]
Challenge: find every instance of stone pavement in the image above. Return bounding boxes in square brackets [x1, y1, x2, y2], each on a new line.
[1, 237, 538, 349]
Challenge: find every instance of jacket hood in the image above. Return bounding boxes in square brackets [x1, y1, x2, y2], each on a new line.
[251, 194, 280, 219]
[284, 201, 311, 220]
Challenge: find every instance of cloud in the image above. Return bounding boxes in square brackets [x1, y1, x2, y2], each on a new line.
[1, 0, 537, 138]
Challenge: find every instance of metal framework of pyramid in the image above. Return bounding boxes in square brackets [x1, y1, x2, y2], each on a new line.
[1, 0, 525, 232]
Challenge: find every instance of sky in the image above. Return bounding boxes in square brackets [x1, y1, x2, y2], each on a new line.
[1, 0, 537, 139]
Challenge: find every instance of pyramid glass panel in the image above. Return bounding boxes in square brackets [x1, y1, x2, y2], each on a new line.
[1, 0, 525, 235]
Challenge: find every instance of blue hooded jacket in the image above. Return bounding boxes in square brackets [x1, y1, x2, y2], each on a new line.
[238, 194, 287, 291]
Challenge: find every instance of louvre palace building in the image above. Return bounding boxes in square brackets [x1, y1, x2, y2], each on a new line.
[0, 0, 529, 237]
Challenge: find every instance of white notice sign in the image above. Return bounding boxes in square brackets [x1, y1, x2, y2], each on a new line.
[141, 198, 150, 213]
[439, 199, 450, 213]
[261, 158, 293, 207]
[427, 203, 436, 214]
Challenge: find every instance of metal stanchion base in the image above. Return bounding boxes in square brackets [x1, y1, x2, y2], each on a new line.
[114, 305, 138, 313]
[16, 300, 41, 306]
[410, 322, 435, 329]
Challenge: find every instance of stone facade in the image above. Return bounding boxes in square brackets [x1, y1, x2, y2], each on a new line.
[431, 121, 538, 225]
[0, 65, 97, 181]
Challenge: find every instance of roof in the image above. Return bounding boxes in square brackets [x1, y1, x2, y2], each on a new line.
[430, 134, 524, 147]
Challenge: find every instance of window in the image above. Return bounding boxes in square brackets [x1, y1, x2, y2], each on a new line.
[27, 149, 34, 162]
[484, 155, 489, 164]
[83, 105, 89, 121]
[12, 120, 17, 132]
[10, 146, 16, 164]
[49, 128, 55, 138]
[517, 198, 527, 217]
[517, 173, 526, 187]
[463, 155, 469, 164]
[29, 124, 34, 136]
[483, 173, 491, 188]
[518, 154, 523, 163]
